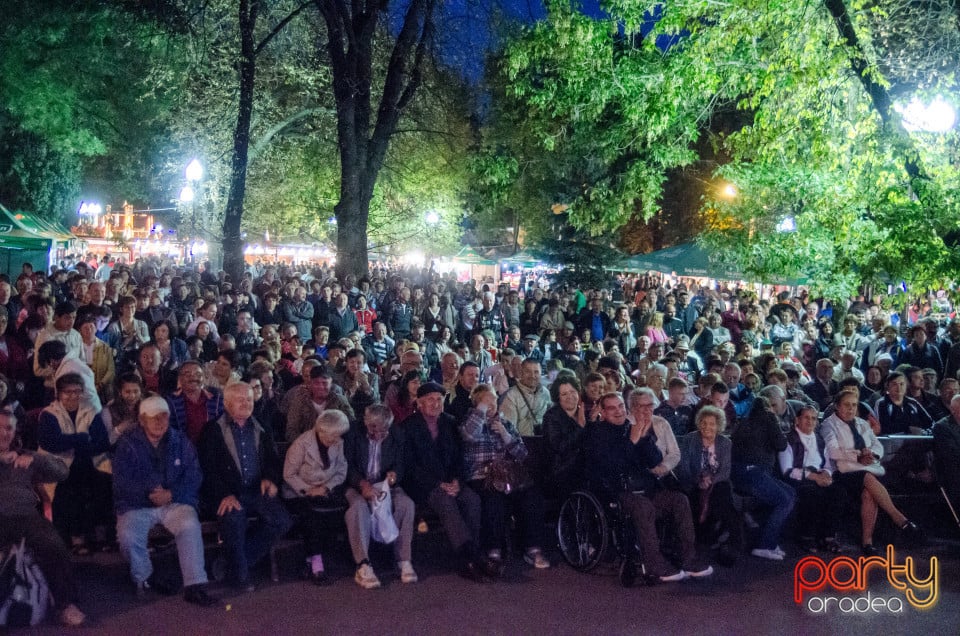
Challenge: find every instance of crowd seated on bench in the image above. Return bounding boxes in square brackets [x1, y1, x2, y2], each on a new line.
[1, 260, 959, 627]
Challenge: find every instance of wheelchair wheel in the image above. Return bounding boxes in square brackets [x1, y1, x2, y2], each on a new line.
[557, 490, 608, 571]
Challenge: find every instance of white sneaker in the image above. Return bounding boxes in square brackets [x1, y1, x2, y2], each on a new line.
[685, 564, 714, 578]
[659, 570, 688, 583]
[773, 546, 786, 557]
[354, 563, 381, 589]
[524, 548, 550, 569]
[398, 561, 418, 583]
[487, 549, 502, 561]
[751, 548, 785, 561]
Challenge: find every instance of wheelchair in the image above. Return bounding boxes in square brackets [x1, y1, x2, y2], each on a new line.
[556, 489, 657, 587]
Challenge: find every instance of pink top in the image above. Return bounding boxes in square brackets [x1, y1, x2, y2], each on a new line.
[646, 327, 669, 344]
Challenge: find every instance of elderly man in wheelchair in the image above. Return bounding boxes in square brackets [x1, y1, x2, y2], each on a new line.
[559, 392, 712, 586]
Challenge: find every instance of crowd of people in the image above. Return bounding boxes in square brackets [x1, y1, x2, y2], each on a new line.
[2, 254, 957, 627]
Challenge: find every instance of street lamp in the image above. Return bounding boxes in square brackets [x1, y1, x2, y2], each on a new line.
[180, 159, 204, 263]
[896, 96, 957, 133]
[185, 158, 204, 182]
[425, 211, 440, 225]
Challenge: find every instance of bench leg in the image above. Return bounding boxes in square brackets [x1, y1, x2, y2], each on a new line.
[270, 544, 280, 582]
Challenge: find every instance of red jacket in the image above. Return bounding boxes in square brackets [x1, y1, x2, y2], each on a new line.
[355, 308, 377, 335]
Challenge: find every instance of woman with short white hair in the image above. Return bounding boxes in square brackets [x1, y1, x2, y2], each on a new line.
[282, 409, 350, 584]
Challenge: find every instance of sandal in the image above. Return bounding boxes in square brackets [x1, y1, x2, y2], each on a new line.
[819, 538, 842, 554]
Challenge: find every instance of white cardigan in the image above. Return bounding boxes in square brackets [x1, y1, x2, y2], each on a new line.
[821, 413, 885, 476]
[282, 429, 347, 498]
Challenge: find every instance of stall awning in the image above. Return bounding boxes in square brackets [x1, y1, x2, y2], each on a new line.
[620, 242, 807, 286]
[0, 204, 74, 246]
[454, 246, 496, 265]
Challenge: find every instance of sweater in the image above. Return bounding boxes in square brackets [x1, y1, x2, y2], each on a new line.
[0, 452, 68, 517]
[731, 410, 788, 470]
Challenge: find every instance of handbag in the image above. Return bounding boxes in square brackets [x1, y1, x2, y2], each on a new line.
[483, 457, 533, 494]
[369, 480, 400, 544]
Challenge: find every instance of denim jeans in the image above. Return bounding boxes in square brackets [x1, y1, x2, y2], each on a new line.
[117, 503, 208, 587]
[732, 463, 796, 550]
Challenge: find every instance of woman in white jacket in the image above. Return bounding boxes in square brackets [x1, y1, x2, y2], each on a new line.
[822, 389, 921, 556]
[283, 409, 350, 584]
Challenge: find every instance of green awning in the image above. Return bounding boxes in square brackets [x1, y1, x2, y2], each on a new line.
[621, 242, 808, 286]
[0, 204, 74, 244]
[499, 250, 543, 268]
[454, 246, 496, 265]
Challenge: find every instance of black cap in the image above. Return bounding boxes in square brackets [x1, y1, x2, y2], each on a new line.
[417, 381, 445, 398]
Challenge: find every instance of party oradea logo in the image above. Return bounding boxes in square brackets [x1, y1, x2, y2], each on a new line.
[794, 546, 939, 614]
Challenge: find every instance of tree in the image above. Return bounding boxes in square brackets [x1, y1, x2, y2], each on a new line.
[215, 0, 315, 281]
[493, 0, 960, 296]
[529, 220, 624, 291]
[315, 0, 439, 280]
[0, 0, 181, 219]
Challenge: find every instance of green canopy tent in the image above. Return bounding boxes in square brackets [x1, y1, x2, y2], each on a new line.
[498, 250, 544, 269]
[620, 242, 808, 286]
[453, 246, 496, 265]
[452, 246, 497, 283]
[0, 204, 74, 277]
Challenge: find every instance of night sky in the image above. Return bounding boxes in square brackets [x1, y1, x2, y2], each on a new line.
[433, 0, 606, 80]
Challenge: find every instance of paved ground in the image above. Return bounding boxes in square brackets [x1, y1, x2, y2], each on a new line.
[27, 530, 960, 635]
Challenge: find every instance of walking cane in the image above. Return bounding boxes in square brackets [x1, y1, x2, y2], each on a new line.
[940, 485, 960, 531]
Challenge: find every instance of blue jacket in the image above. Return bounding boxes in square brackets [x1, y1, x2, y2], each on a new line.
[113, 426, 202, 515]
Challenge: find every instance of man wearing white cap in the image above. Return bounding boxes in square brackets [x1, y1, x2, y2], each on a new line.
[113, 396, 217, 606]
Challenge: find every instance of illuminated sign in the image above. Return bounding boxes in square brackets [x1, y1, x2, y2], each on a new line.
[794, 546, 939, 614]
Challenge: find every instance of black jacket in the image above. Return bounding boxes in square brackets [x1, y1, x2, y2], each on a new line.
[401, 412, 465, 504]
[197, 414, 283, 512]
[543, 405, 586, 486]
[343, 426, 407, 490]
[583, 420, 662, 496]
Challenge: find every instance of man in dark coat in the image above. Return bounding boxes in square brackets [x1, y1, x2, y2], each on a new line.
[198, 382, 292, 591]
[402, 382, 490, 582]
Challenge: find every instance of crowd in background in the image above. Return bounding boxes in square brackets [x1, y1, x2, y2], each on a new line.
[2, 253, 959, 627]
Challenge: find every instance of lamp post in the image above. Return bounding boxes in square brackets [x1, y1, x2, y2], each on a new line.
[179, 159, 203, 264]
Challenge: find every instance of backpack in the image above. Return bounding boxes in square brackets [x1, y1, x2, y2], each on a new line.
[0, 539, 50, 628]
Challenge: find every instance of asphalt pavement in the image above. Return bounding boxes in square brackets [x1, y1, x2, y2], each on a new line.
[27, 530, 960, 635]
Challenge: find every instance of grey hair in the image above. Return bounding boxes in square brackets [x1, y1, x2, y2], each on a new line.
[315, 409, 351, 437]
[628, 386, 661, 410]
[759, 384, 785, 400]
[646, 363, 667, 379]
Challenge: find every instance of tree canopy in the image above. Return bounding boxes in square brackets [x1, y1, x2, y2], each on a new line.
[0, 0, 182, 218]
[488, 0, 960, 297]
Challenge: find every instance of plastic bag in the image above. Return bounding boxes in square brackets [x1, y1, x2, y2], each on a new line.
[369, 480, 399, 544]
[0, 539, 49, 628]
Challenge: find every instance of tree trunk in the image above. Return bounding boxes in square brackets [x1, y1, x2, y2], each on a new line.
[335, 197, 371, 280]
[318, 0, 436, 281]
[221, 0, 259, 284]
